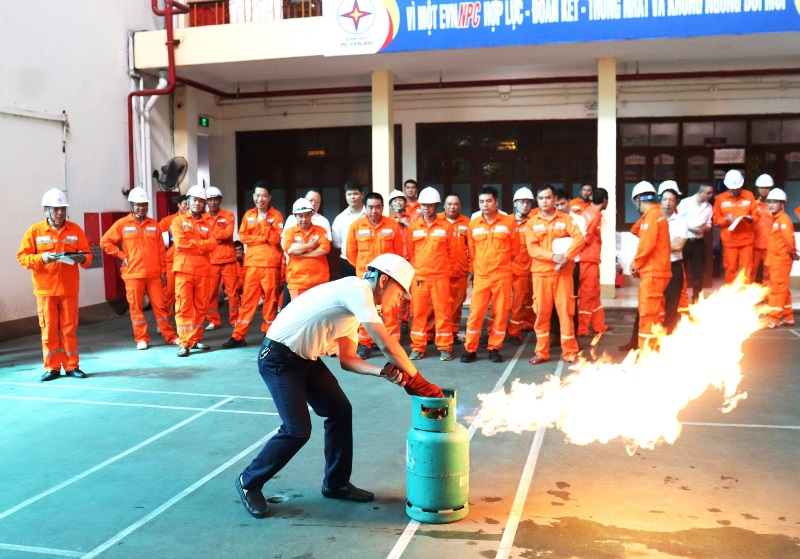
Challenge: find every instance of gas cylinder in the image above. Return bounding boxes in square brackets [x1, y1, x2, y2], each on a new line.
[406, 388, 469, 523]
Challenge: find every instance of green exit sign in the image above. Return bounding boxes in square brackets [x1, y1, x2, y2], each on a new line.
[198, 116, 210, 128]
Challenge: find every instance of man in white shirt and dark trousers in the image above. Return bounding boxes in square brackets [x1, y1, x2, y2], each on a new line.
[677, 184, 713, 304]
[331, 181, 366, 278]
[234, 254, 443, 519]
[659, 181, 688, 333]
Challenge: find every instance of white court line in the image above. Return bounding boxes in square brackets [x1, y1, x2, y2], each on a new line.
[0, 381, 273, 401]
[496, 360, 564, 559]
[386, 333, 533, 559]
[0, 395, 278, 416]
[80, 427, 279, 559]
[789, 329, 800, 338]
[0, 398, 234, 522]
[681, 421, 800, 430]
[0, 543, 83, 557]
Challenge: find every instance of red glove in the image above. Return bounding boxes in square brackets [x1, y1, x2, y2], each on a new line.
[401, 370, 444, 398]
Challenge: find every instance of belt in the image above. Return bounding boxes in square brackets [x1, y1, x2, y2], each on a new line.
[264, 338, 294, 357]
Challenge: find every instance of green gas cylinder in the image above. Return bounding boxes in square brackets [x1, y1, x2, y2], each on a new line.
[406, 388, 469, 523]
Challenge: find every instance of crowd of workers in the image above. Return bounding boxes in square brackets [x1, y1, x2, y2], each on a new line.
[15, 172, 799, 382]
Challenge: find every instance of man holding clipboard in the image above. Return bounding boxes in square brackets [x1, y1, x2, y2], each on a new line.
[526, 184, 586, 365]
[17, 189, 93, 381]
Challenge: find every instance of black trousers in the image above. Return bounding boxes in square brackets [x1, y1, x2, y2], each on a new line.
[242, 340, 353, 492]
[663, 260, 684, 334]
[340, 258, 356, 279]
[682, 238, 705, 303]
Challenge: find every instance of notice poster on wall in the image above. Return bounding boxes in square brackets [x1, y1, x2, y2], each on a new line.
[326, 0, 800, 55]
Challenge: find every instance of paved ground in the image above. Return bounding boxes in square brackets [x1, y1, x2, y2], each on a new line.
[0, 302, 798, 559]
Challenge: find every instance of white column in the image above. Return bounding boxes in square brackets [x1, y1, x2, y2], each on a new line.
[371, 70, 395, 201]
[597, 57, 617, 298]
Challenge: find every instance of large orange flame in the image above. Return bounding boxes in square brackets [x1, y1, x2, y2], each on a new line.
[474, 278, 768, 455]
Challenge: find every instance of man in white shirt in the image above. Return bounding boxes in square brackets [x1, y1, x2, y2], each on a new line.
[659, 181, 688, 332]
[331, 181, 366, 278]
[677, 184, 713, 303]
[283, 189, 332, 239]
[234, 254, 443, 519]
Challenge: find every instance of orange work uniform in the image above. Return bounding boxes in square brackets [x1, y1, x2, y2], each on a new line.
[100, 214, 177, 345]
[440, 212, 471, 336]
[507, 214, 535, 339]
[408, 216, 456, 352]
[406, 200, 423, 224]
[233, 206, 284, 342]
[526, 211, 585, 362]
[159, 213, 180, 312]
[752, 198, 773, 285]
[283, 223, 330, 298]
[206, 209, 240, 328]
[631, 205, 672, 349]
[17, 219, 93, 372]
[464, 213, 520, 353]
[576, 205, 608, 336]
[172, 213, 216, 348]
[713, 190, 757, 283]
[346, 215, 404, 343]
[765, 210, 797, 326]
[569, 198, 591, 215]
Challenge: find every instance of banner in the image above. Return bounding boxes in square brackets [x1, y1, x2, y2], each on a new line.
[326, 0, 800, 55]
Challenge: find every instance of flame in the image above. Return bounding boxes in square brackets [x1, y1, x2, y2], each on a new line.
[474, 278, 768, 455]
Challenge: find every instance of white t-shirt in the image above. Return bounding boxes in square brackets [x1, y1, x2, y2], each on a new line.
[331, 206, 366, 259]
[677, 195, 712, 240]
[267, 277, 381, 360]
[666, 212, 688, 262]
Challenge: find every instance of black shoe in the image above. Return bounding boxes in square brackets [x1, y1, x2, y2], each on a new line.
[460, 351, 477, 363]
[370, 343, 380, 351]
[321, 482, 374, 503]
[488, 349, 504, 363]
[506, 335, 522, 346]
[41, 370, 60, 382]
[65, 368, 87, 378]
[357, 344, 372, 359]
[192, 342, 211, 351]
[235, 475, 268, 518]
[222, 337, 247, 349]
[618, 342, 638, 352]
[177, 346, 190, 357]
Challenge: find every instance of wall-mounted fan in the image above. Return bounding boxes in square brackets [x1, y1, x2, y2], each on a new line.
[153, 157, 188, 191]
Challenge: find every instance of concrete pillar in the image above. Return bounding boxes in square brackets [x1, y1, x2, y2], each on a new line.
[597, 57, 617, 298]
[371, 70, 395, 201]
[172, 85, 190, 194]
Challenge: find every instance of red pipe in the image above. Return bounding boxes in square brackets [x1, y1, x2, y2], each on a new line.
[174, 67, 800, 101]
[126, 0, 190, 195]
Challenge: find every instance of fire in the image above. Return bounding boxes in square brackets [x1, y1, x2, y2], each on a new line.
[474, 279, 768, 455]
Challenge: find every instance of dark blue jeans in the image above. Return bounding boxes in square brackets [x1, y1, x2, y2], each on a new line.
[241, 342, 353, 491]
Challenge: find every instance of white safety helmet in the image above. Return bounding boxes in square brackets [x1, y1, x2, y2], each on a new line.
[755, 174, 774, 188]
[388, 189, 406, 203]
[766, 188, 787, 202]
[631, 181, 657, 201]
[513, 187, 535, 202]
[657, 180, 682, 196]
[41, 188, 69, 207]
[723, 169, 745, 189]
[127, 187, 150, 204]
[366, 253, 415, 297]
[417, 187, 442, 205]
[292, 197, 314, 214]
[205, 186, 223, 199]
[186, 184, 207, 200]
